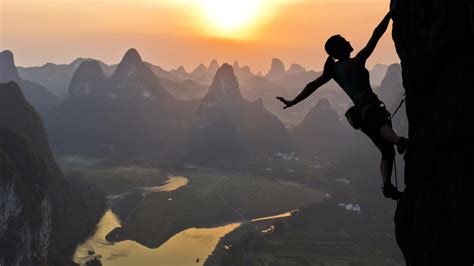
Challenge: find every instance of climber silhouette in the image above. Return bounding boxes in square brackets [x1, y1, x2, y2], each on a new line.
[277, 2, 406, 200]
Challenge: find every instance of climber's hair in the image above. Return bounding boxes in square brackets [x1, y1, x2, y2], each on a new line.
[325, 35, 342, 59]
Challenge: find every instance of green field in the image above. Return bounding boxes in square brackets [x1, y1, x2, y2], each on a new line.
[111, 168, 326, 248]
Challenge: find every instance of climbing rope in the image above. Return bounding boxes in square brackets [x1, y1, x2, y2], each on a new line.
[390, 93, 406, 201]
[390, 93, 406, 120]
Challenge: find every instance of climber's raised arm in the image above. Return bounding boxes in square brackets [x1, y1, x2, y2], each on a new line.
[276, 57, 334, 109]
[355, 7, 395, 63]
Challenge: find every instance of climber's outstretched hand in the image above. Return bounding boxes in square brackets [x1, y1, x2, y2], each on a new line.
[276, 97, 294, 109]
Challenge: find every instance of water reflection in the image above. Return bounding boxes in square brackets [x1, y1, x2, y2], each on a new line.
[251, 209, 298, 222]
[73, 210, 240, 266]
[73, 175, 296, 265]
[145, 176, 188, 194]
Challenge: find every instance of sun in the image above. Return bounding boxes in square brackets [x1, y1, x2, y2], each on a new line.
[197, 0, 263, 38]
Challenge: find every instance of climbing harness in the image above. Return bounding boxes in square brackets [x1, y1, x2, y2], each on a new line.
[389, 93, 406, 201]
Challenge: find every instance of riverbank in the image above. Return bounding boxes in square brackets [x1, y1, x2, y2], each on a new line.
[109, 169, 325, 248]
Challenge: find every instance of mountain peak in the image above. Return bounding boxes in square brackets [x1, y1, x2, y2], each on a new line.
[69, 60, 107, 97]
[176, 66, 187, 73]
[111, 48, 146, 79]
[0, 50, 21, 83]
[315, 98, 331, 109]
[287, 63, 306, 75]
[193, 63, 206, 72]
[0, 50, 14, 63]
[208, 63, 241, 100]
[208, 59, 219, 70]
[233, 60, 240, 70]
[122, 48, 143, 64]
[265, 58, 285, 81]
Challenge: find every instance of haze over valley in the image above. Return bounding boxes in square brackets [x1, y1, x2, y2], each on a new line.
[0, 47, 409, 265]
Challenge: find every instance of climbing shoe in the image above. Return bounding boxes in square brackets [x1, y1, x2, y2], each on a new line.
[382, 183, 402, 200]
[396, 137, 408, 154]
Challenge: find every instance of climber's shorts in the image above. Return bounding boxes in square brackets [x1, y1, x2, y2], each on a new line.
[360, 101, 395, 160]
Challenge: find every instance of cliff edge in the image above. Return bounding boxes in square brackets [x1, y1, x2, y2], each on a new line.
[392, 1, 474, 265]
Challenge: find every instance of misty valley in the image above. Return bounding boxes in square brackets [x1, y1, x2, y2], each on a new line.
[0, 48, 409, 265]
[2, 1, 473, 265]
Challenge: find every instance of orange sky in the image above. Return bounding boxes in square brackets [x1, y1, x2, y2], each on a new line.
[1, 0, 399, 73]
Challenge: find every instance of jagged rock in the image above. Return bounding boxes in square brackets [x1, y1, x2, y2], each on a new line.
[0, 125, 52, 266]
[232, 60, 240, 70]
[208, 64, 242, 106]
[265, 58, 286, 81]
[190, 60, 220, 84]
[392, 1, 474, 264]
[0, 50, 20, 82]
[232, 61, 254, 82]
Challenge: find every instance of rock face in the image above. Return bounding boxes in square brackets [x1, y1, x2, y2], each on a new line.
[392, 1, 474, 265]
[0, 126, 52, 266]
[0, 82, 105, 265]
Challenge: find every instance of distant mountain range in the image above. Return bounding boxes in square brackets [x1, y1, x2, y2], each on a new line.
[0, 51, 59, 115]
[15, 52, 388, 123]
[2, 48, 400, 161]
[46, 49, 291, 159]
[17, 58, 114, 98]
[47, 49, 196, 155]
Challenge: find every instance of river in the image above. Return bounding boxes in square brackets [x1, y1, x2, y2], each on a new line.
[73, 175, 295, 266]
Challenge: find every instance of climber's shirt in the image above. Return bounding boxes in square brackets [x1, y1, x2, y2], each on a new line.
[332, 58, 379, 108]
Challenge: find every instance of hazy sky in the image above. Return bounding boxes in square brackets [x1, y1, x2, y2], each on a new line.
[1, 0, 399, 73]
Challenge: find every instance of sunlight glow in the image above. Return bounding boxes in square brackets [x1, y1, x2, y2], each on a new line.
[196, 0, 264, 39]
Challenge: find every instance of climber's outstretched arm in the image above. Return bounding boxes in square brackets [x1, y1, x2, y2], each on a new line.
[276, 57, 333, 109]
[355, 9, 394, 63]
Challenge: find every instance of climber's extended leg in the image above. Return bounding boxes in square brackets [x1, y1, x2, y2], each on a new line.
[380, 157, 393, 185]
[361, 120, 401, 200]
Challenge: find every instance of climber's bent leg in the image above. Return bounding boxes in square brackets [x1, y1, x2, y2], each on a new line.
[380, 124, 401, 145]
